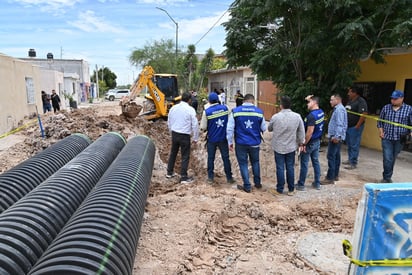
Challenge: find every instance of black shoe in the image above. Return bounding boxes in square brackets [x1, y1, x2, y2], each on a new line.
[227, 178, 236, 184]
[180, 177, 194, 184]
[320, 178, 334, 185]
[237, 184, 251, 193]
[166, 172, 177, 178]
[255, 184, 262, 189]
[296, 185, 305, 191]
[344, 164, 357, 170]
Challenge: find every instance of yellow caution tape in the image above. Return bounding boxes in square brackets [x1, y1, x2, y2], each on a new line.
[0, 119, 37, 139]
[256, 99, 279, 108]
[342, 239, 412, 267]
[255, 98, 411, 130]
[346, 109, 412, 130]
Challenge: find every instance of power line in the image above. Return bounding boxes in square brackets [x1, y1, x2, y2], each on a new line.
[194, 9, 229, 46]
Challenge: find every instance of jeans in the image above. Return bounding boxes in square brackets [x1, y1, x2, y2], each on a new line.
[167, 131, 191, 177]
[381, 138, 403, 181]
[326, 140, 341, 180]
[235, 144, 261, 191]
[43, 103, 51, 114]
[346, 124, 364, 165]
[274, 151, 296, 193]
[207, 140, 233, 180]
[297, 139, 321, 188]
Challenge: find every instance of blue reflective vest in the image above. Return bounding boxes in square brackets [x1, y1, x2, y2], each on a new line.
[232, 105, 264, 146]
[206, 104, 229, 143]
[305, 109, 325, 141]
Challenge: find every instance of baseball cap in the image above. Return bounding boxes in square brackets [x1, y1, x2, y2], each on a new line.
[208, 92, 219, 102]
[391, 90, 404, 99]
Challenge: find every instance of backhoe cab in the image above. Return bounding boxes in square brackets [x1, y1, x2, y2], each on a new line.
[120, 66, 181, 120]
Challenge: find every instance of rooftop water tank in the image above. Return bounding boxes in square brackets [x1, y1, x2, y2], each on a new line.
[28, 49, 36, 57]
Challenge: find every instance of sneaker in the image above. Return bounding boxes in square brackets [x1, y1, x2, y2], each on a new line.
[207, 178, 214, 184]
[237, 184, 251, 193]
[320, 178, 334, 185]
[334, 177, 339, 181]
[268, 188, 282, 196]
[287, 190, 295, 196]
[311, 183, 321, 190]
[380, 178, 393, 183]
[227, 178, 236, 184]
[180, 177, 194, 184]
[344, 164, 357, 170]
[255, 184, 262, 189]
[296, 186, 305, 191]
[166, 172, 177, 179]
[342, 160, 350, 165]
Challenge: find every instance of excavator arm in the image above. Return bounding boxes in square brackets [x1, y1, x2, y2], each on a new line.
[120, 65, 175, 119]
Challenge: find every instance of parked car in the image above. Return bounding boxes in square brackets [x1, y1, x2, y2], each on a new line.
[105, 89, 130, 101]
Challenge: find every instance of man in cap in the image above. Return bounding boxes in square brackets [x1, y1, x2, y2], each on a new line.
[200, 92, 235, 184]
[377, 90, 412, 183]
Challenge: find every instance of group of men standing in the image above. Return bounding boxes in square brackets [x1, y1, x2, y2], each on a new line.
[165, 87, 412, 194]
[41, 89, 61, 114]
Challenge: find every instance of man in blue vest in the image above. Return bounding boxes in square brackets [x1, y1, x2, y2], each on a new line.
[227, 94, 267, 193]
[296, 95, 325, 191]
[200, 92, 235, 184]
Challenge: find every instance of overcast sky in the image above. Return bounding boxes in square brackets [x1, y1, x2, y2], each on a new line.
[0, 0, 232, 85]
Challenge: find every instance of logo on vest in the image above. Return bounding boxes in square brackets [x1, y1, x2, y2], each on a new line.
[244, 120, 254, 129]
[216, 118, 225, 127]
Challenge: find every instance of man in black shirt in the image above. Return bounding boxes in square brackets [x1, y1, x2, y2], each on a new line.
[344, 86, 368, 169]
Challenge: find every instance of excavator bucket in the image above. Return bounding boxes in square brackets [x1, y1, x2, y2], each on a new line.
[121, 101, 143, 118]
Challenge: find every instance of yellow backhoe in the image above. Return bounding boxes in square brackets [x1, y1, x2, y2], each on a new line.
[120, 66, 181, 120]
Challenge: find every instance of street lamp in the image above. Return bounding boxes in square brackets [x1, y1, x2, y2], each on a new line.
[156, 7, 178, 74]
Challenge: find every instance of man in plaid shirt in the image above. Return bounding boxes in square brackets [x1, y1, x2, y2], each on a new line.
[377, 90, 412, 183]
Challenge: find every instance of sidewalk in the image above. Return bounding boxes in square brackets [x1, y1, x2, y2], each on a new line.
[330, 144, 412, 183]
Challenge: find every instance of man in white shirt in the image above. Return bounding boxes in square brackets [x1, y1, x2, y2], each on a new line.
[166, 92, 199, 183]
[219, 88, 226, 105]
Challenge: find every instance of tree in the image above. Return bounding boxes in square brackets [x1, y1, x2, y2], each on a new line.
[197, 48, 216, 92]
[129, 39, 223, 94]
[224, 0, 412, 114]
[180, 44, 198, 91]
[129, 38, 176, 74]
[91, 66, 117, 94]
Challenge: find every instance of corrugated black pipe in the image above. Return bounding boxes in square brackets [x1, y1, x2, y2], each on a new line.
[0, 132, 126, 275]
[0, 133, 91, 213]
[29, 135, 155, 275]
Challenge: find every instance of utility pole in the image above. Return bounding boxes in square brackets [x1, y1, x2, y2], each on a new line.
[95, 64, 99, 99]
[156, 7, 178, 74]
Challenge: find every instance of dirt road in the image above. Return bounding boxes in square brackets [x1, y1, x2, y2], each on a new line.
[1, 101, 411, 274]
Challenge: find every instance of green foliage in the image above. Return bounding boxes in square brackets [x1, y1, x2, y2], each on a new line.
[91, 67, 117, 91]
[197, 48, 219, 92]
[98, 80, 108, 97]
[127, 40, 221, 94]
[129, 39, 176, 74]
[224, 0, 412, 115]
[179, 44, 199, 91]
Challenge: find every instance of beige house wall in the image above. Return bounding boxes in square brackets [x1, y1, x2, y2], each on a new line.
[208, 67, 257, 103]
[0, 53, 41, 136]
